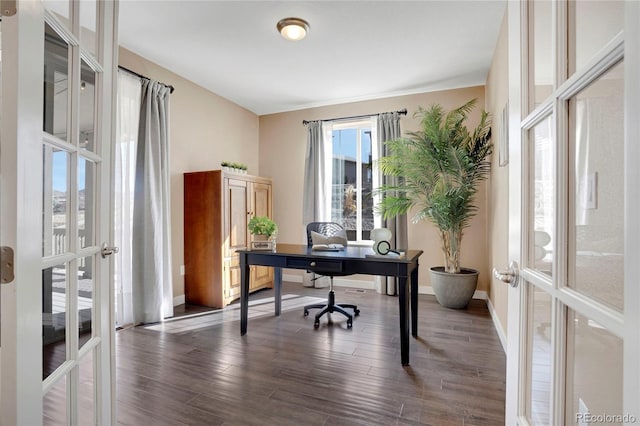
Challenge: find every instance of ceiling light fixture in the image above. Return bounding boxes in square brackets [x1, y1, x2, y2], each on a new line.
[277, 17, 309, 41]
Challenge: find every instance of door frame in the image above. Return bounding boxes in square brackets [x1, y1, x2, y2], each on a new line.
[505, 0, 640, 423]
[0, 1, 119, 424]
[623, 1, 640, 419]
[505, 0, 525, 423]
[1, 3, 47, 424]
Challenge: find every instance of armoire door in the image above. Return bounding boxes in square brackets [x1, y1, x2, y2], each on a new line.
[249, 181, 273, 290]
[225, 178, 248, 300]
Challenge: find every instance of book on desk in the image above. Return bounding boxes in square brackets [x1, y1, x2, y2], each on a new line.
[311, 243, 345, 251]
[365, 251, 405, 259]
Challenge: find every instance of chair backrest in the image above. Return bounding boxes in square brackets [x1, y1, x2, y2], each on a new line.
[306, 222, 345, 247]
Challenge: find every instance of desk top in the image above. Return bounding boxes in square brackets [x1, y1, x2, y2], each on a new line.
[238, 243, 423, 264]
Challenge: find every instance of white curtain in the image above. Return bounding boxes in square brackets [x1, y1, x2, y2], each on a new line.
[115, 72, 174, 326]
[114, 71, 141, 326]
[302, 120, 331, 224]
[132, 79, 174, 324]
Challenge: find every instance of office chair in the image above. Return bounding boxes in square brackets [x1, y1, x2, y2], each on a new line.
[303, 222, 360, 328]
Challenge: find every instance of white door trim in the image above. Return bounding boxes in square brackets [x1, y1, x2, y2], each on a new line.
[0, 2, 46, 424]
[95, 1, 119, 423]
[505, 0, 525, 424]
[624, 0, 640, 419]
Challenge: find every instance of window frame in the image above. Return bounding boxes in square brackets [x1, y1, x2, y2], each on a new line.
[327, 117, 379, 244]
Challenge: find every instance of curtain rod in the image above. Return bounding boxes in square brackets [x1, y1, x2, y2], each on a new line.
[302, 108, 407, 126]
[118, 65, 175, 94]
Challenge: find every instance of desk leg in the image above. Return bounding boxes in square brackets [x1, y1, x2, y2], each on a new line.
[240, 254, 250, 336]
[398, 275, 410, 366]
[274, 267, 282, 316]
[411, 265, 419, 337]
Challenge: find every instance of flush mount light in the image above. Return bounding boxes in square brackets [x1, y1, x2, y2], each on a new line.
[277, 17, 310, 41]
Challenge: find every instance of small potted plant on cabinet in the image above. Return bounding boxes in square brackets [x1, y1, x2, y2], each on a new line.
[221, 161, 248, 174]
[377, 99, 492, 308]
[248, 216, 278, 250]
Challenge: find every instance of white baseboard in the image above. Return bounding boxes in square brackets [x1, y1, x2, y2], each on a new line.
[284, 274, 376, 290]
[285, 275, 492, 300]
[173, 294, 185, 306]
[417, 286, 488, 301]
[283, 273, 303, 283]
[486, 296, 507, 353]
[332, 277, 376, 290]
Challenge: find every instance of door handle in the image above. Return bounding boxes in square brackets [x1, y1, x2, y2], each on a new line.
[492, 261, 519, 288]
[101, 242, 120, 258]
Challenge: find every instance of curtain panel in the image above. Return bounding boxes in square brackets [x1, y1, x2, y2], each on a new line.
[376, 112, 408, 295]
[114, 72, 142, 326]
[132, 79, 174, 324]
[302, 120, 330, 224]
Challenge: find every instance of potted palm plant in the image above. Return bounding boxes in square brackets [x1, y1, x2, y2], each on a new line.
[377, 99, 492, 308]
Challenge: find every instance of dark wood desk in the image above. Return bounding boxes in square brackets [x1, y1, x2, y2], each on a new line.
[238, 244, 423, 365]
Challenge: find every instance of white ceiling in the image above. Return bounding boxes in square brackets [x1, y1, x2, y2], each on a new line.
[118, 0, 506, 116]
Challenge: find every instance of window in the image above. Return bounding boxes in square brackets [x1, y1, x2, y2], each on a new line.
[329, 119, 379, 241]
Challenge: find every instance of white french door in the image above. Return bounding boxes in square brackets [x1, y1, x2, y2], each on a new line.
[0, 1, 118, 424]
[504, 0, 640, 424]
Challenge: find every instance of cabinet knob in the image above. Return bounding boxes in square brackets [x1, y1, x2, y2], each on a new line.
[310, 261, 316, 267]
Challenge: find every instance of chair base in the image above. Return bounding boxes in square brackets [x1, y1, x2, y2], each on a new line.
[304, 290, 360, 329]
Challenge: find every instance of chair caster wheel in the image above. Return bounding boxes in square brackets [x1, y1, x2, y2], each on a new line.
[304, 310, 309, 316]
[314, 320, 320, 329]
[354, 309, 360, 316]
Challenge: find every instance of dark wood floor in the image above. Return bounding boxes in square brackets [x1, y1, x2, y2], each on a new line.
[116, 282, 506, 426]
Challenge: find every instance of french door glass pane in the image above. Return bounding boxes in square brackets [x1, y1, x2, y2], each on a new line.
[80, 0, 98, 57]
[44, 145, 69, 257]
[79, 156, 95, 249]
[531, 0, 553, 110]
[43, 263, 68, 379]
[43, 0, 70, 24]
[79, 255, 94, 349]
[566, 310, 622, 425]
[569, 60, 624, 311]
[570, 0, 624, 75]
[43, 375, 67, 426]
[527, 287, 552, 425]
[530, 116, 554, 276]
[44, 22, 69, 141]
[78, 351, 95, 425]
[80, 59, 96, 152]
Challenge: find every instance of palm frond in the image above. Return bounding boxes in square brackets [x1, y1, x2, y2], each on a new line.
[376, 99, 492, 273]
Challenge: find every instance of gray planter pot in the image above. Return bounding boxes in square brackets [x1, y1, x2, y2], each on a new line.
[430, 266, 479, 309]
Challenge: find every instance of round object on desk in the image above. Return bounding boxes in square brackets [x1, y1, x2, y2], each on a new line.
[371, 228, 392, 242]
[375, 240, 400, 256]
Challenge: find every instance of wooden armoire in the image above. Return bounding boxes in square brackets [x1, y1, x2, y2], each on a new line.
[183, 170, 273, 307]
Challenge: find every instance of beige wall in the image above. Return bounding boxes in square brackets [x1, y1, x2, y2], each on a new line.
[118, 48, 260, 300]
[484, 11, 509, 337]
[118, 44, 501, 302]
[259, 86, 492, 292]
